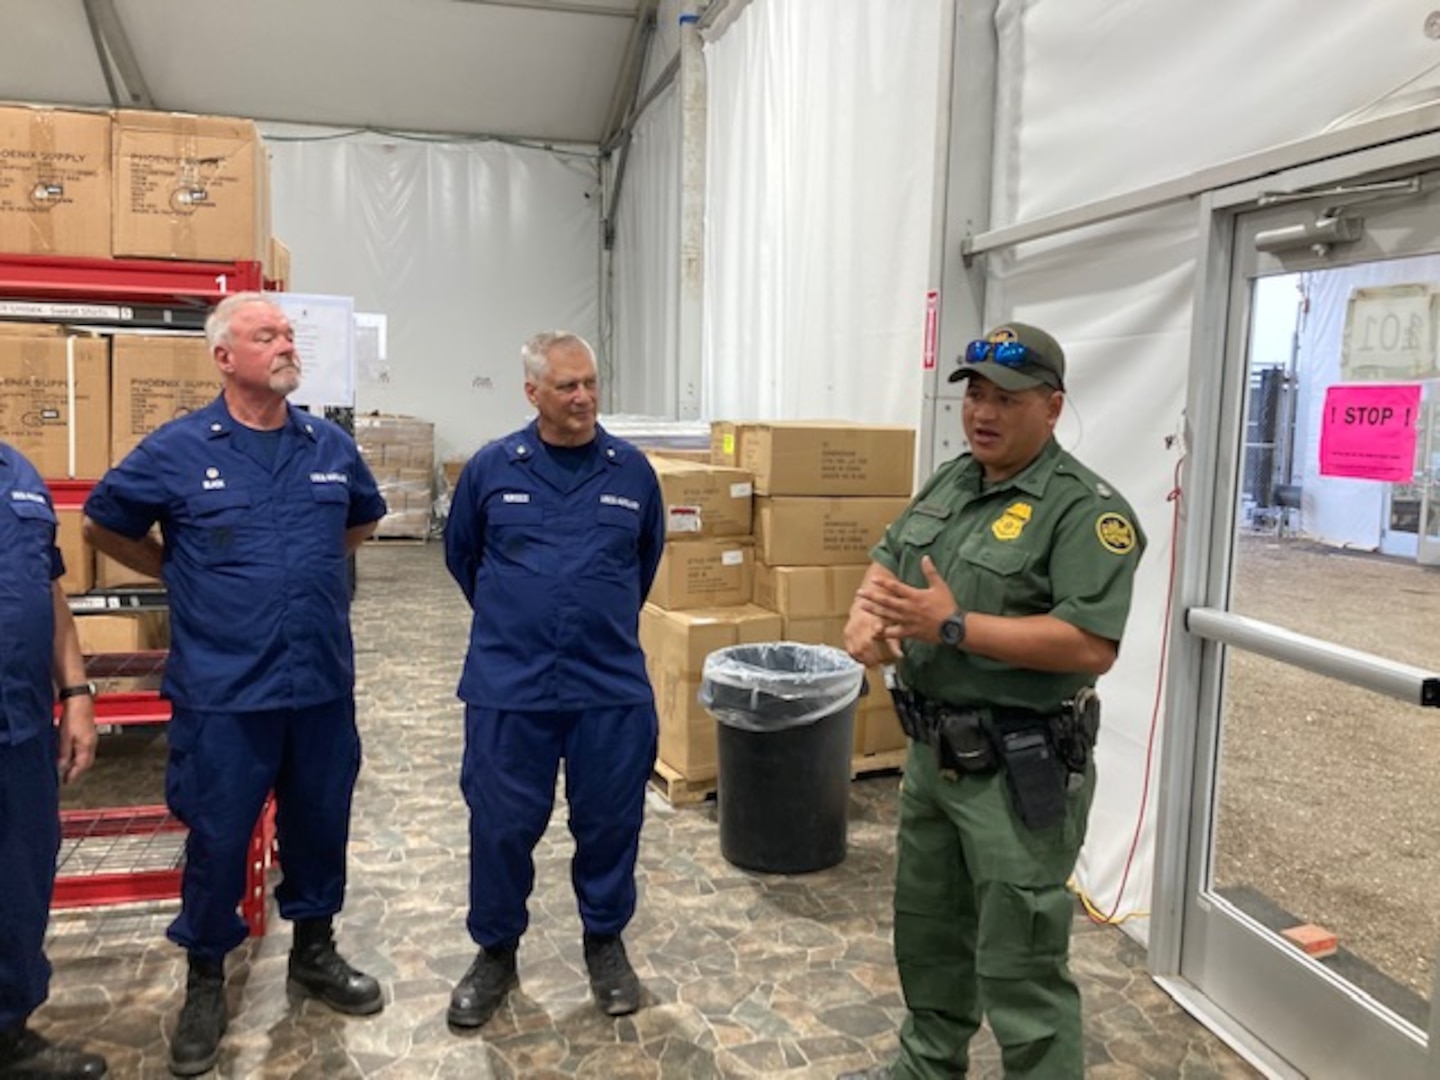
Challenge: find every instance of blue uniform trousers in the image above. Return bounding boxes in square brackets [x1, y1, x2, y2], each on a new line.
[0, 730, 59, 1030]
[461, 703, 657, 949]
[165, 698, 361, 961]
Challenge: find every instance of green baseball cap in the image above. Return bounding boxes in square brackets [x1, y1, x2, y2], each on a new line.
[949, 322, 1066, 391]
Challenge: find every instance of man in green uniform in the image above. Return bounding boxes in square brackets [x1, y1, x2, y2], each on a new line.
[841, 322, 1145, 1079]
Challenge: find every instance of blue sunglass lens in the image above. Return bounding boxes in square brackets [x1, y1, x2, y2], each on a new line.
[963, 340, 1031, 368]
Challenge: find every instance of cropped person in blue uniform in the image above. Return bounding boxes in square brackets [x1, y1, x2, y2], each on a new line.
[0, 443, 107, 1079]
[444, 330, 665, 1029]
[82, 294, 388, 1078]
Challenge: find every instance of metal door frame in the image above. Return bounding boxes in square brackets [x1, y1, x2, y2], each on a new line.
[1149, 129, 1440, 1079]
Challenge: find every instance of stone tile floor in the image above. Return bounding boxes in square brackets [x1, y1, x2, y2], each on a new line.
[42, 542, 1262, 1078]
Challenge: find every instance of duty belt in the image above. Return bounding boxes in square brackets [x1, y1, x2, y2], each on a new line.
[887, 674, 1101, 830]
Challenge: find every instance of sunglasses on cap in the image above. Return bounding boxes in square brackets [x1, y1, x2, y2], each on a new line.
[962, 339, 1036, 368]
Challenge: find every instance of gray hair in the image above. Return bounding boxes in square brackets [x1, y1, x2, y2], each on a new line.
[522, 331, 596, 381]
[205, 292, 271, 351]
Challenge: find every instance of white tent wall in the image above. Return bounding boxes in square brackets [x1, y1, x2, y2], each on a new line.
[701, 0, 947, 425]
[609, 79, 683, 417]
[977, 0, 1440, 934]
[1294, 259, 1440, 550]
[261, 125, 601, 463]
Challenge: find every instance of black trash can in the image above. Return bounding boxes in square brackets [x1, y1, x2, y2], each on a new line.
[699, 642, 865, 874]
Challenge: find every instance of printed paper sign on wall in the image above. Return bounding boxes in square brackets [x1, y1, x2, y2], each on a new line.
[1319, 383, 1421, 482]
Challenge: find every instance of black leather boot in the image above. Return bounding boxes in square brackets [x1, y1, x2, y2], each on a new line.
[583, 932, 641, 1017]
[446, 944, 518, 1028]
[168, 955, 226, 1078]
[0, 1025, 107, 1079]
[287, 917, 384, 1016]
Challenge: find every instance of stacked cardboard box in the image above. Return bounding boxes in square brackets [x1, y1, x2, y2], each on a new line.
[640, 603, 782, 782]
[0, 105, 112, 258]
[356, 413, 435, 539]
[110, 334, 218, 464]
[717, 420, 918, 758]
[642, 456, 762, 782]
[0, 323, 110, 479]
[0, 104, 276, 268]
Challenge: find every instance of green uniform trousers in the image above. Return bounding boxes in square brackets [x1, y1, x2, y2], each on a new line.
[890, 740, 1095, 1079]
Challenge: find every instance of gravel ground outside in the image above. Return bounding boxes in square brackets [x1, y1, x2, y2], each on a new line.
[1214, 532, 1440, 1005]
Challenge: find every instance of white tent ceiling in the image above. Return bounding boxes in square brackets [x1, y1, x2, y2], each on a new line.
[0, 0, 658, 144]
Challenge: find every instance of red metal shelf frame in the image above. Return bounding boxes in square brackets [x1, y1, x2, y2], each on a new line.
[0, 254, 264, 305]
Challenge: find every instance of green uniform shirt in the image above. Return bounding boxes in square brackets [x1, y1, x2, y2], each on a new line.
[872, 437, 1145, 712]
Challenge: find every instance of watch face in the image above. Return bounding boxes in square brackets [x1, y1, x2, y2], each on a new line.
[941, 614, 964, 645]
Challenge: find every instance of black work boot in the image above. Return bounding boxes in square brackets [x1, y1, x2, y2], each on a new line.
[169, 955, 226, 1078]
[446, 944, 518, 1028]
[582, 932, 641, 1017]
[287, 917, 384, 1016]
[0, 1025, 107, 1079]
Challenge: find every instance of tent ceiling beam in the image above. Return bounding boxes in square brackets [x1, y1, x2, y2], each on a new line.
[82, 0, 154, 109]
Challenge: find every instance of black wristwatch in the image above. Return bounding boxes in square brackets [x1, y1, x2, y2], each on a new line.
[57, 682, 97, 702]
[938, 610, 967, 647]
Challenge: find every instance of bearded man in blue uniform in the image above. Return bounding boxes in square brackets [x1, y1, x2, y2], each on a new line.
[444, 330, 665, 1029]
[0, 442, 107, 1079]
[83, 294, 388, 1077]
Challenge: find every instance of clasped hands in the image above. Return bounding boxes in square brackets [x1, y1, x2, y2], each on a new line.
[844, 556, 957, 667]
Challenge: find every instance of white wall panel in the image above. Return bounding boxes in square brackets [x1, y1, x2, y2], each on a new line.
[263, 124, 600, 463]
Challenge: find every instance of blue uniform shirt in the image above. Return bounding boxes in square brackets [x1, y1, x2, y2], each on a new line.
[445, 420, 664, 710]
[84, 396, 386, 712]
[0, 442, 64, 745]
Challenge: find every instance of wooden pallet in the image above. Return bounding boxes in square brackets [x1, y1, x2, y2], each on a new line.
[649, 759, 716, 806]
[851, 747, 907, 778]
[650, 747, 908, 807]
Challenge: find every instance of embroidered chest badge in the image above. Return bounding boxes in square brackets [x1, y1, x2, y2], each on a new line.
[991, 501, 1033, 541]
[1096, 512, 1138, 554]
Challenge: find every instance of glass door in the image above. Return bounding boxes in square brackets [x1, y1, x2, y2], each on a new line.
[1165, 158, 1440, 1079]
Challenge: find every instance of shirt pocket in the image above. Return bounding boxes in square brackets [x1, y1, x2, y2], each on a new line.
[4, 496, 57, 573]
[898, 507, 950, 548]
[487, 500, 546, 573]
[184, 489, 255, 567]
[956, 543, 1031, 615]
[594, 503, 641, 576]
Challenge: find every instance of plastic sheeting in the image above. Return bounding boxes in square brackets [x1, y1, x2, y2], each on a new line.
[262, 124, 601, 462]
[702, 0, 947, 426]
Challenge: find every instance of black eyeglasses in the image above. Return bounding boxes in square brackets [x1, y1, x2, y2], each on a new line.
[962, 339, 1035, 368]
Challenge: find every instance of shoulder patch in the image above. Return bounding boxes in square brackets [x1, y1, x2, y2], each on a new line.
[1095, 512, 1137, 555]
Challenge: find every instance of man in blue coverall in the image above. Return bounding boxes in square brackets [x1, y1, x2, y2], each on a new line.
[83, 293, 388, 1077]
[0, 442, 107, 1078]
[444, 330, 665, 1029]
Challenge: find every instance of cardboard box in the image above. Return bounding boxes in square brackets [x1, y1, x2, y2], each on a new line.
[0, 329, 110, 478]
[754, 496, 909, 567]
[753, 562, 867, 617]
[709, 420, 744, 467]
[55, 506, 93, 595]
[649, 538, 754, 610]
[75, 610, 170, 655]
[649, 456, 753, 539]
[727, 421, 916, 496]
[779, 614, 846, 649]
[640, 602, 783, 780]
[268, 235, 291, 287]
[96, 548, 161, 590]
[0, 105, 111, 257]
[110, 334, 218, 463]
[855, 702, 907, 756]
[111, 110, 269, 262]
